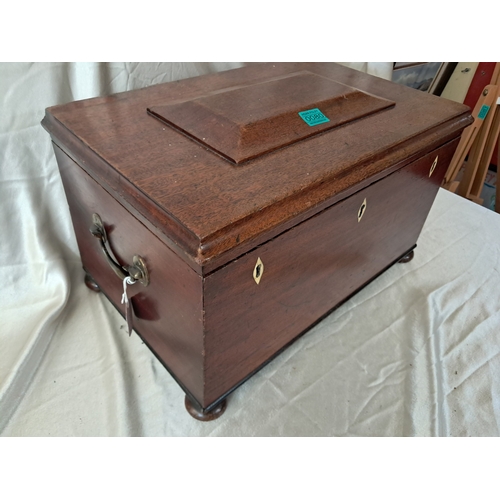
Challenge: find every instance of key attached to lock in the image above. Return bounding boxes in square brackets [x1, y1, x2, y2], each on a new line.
[121, 276, 137, 336]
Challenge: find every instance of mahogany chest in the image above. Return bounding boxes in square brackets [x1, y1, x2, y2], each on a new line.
[42, 63, 472, 420]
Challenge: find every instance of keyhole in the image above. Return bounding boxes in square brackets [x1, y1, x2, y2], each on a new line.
[255, 264, 262, 278]
[358, 198, 367, 222]
[253, 257, 264, 284]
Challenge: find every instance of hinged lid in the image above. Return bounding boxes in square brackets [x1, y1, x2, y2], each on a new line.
[148, 71, 395, 164]
[42, 63, 472, 276]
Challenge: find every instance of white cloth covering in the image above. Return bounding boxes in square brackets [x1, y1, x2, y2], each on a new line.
[2, 62, 499, 437]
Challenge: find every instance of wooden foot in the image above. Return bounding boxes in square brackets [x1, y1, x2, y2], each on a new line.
[184, 396, 227, 421]
[398, 250, 414, 264]
[84, 273, 101, 293]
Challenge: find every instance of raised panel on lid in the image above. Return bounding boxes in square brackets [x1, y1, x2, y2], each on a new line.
[148, 71, 395, 164]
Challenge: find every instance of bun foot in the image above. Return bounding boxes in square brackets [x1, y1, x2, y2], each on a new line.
[84, 272, 101, 293]
[398, 250, 414, 264]
[185, 396, 227, 421]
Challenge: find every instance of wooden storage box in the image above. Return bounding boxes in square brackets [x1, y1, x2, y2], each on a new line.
[42, 63, 472, 420]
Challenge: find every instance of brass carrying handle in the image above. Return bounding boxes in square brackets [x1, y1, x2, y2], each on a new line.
[89, 213, 149, 286]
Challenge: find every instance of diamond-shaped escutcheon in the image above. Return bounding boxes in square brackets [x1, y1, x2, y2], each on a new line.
[253, 257, 264, 284]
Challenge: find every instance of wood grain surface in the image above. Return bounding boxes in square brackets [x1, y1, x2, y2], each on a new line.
[54, 145, 206, 404]
[54, 137, 457, 410]
[148, 71, 394, 164]
[202, 138, 457, 407]
[42, 63, 472, 274]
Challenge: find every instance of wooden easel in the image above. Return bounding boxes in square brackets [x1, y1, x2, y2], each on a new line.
[442, 63, 500, 212]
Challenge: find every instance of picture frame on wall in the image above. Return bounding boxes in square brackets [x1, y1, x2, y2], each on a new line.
[392, 62, 455, 95]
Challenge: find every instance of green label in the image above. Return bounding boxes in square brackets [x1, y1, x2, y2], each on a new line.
[478, 105, 490, 119]
[298, 108, 330, 126]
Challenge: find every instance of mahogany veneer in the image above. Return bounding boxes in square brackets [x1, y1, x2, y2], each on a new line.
[42, 63, 472, 418]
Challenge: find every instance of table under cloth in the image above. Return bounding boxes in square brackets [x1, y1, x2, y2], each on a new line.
[2, 63, 499, 436]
